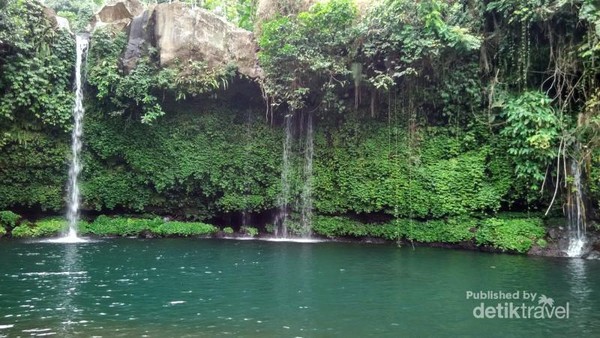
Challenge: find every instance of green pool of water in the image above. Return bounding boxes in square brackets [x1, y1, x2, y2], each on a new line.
[0, 239, 598, 337]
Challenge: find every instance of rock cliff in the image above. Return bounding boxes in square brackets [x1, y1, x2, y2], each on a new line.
[151, 3, 260, 78]
[91, 0, 260, 79]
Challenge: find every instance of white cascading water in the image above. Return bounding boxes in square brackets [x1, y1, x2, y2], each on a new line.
[566, 160, 586, 257]
[64, 35, 89, 241]
[275, 114, 292, 238]
[274, 112, 314, 238]
[299, 112, 314, 237]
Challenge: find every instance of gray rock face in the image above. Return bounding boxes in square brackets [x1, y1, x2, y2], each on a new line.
[151, 3, 260, 78]
[89, 0, 144, 31]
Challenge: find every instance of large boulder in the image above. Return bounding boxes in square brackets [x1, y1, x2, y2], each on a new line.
[89, 0, 144, 31]
[150, 2, 260, 78]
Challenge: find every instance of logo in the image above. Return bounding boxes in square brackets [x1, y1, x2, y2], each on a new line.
[466, 291, 570, 319]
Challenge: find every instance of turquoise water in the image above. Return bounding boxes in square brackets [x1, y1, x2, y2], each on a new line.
[0, 239, 598, 337]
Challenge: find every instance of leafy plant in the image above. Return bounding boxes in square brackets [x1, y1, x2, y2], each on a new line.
[258, 0, 358, 114]
[499, 91, 560, 188]
[80, 215, 217, 236]
[0, 210, 20, 229]
[475, 217, 546, 253]
[11, 218, 70, 238]
[240, 226, 258, 237]
[0, 1, 75, 146]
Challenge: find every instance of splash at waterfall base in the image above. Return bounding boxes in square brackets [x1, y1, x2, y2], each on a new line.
[528, 227, 600, 259]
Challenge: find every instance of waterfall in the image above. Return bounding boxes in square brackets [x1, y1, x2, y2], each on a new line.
[300, 112, 314, 237]
[65, 35, 89, 240]
[275, 114, 293, 238]
[275, 112, 314, 238]
[566, 160, 587, 257]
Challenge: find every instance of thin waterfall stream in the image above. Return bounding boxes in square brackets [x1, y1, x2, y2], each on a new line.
[566, 159, 587, 257]
[299, 112, 314, 237]
[275, 112, 314, 238]
[64, 34, 89, 241]
[275, 115, 293, 238]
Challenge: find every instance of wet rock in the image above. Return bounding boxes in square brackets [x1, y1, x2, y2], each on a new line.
[528, 241, 566, 257]
[548, 227, 559, 240]
[122, 10, 152, 73]
[139, 229, 155, 239]
[584, 251, 600, 260]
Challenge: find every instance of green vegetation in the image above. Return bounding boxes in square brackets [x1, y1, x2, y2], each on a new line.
[314, 215, 544, 252]
[12, 218, 67, 238]
[0, 209, 547, 253]
[0, 210, 20, 229]
[241, 226, 258, 237]
[80, 216, 217, 237]
[476, 218, 546, 253]
[81, 104, 281, 219]
[8, 215, 216, 238]
[0, 1, 75, 145]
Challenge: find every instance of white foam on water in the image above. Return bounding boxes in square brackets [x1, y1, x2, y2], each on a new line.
[22, 328, 51, 333]
[567, 238, 586, 258]
[0, 324, 14, 329]
[260, 237, 325, 243]
[222, 236, 325, 243]
[221, 236, 256, 241]
[22, 272, 87, 276]
[39, 236, 92, 244]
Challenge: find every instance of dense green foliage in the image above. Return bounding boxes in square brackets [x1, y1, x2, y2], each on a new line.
[0, 209, 546, 252]
[313, 215, 544, 252]
[81, 102, 281, 219]
[313, 121, 517, 218]
[79, 215, 217, 237]
[0, 1, 75, 145]
[0, 210, 20, 229]
[476, 218, 546, 253]
[259, 0, 357, 113]
[0, 210, 20, 236]
[86, 29, 168, 124]
[9, 215, 217, 238]
[500, 91, 560, 186]
[12, 218, 66, 238]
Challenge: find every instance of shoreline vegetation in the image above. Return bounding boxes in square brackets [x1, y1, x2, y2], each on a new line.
[0, 210, 561, 255]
